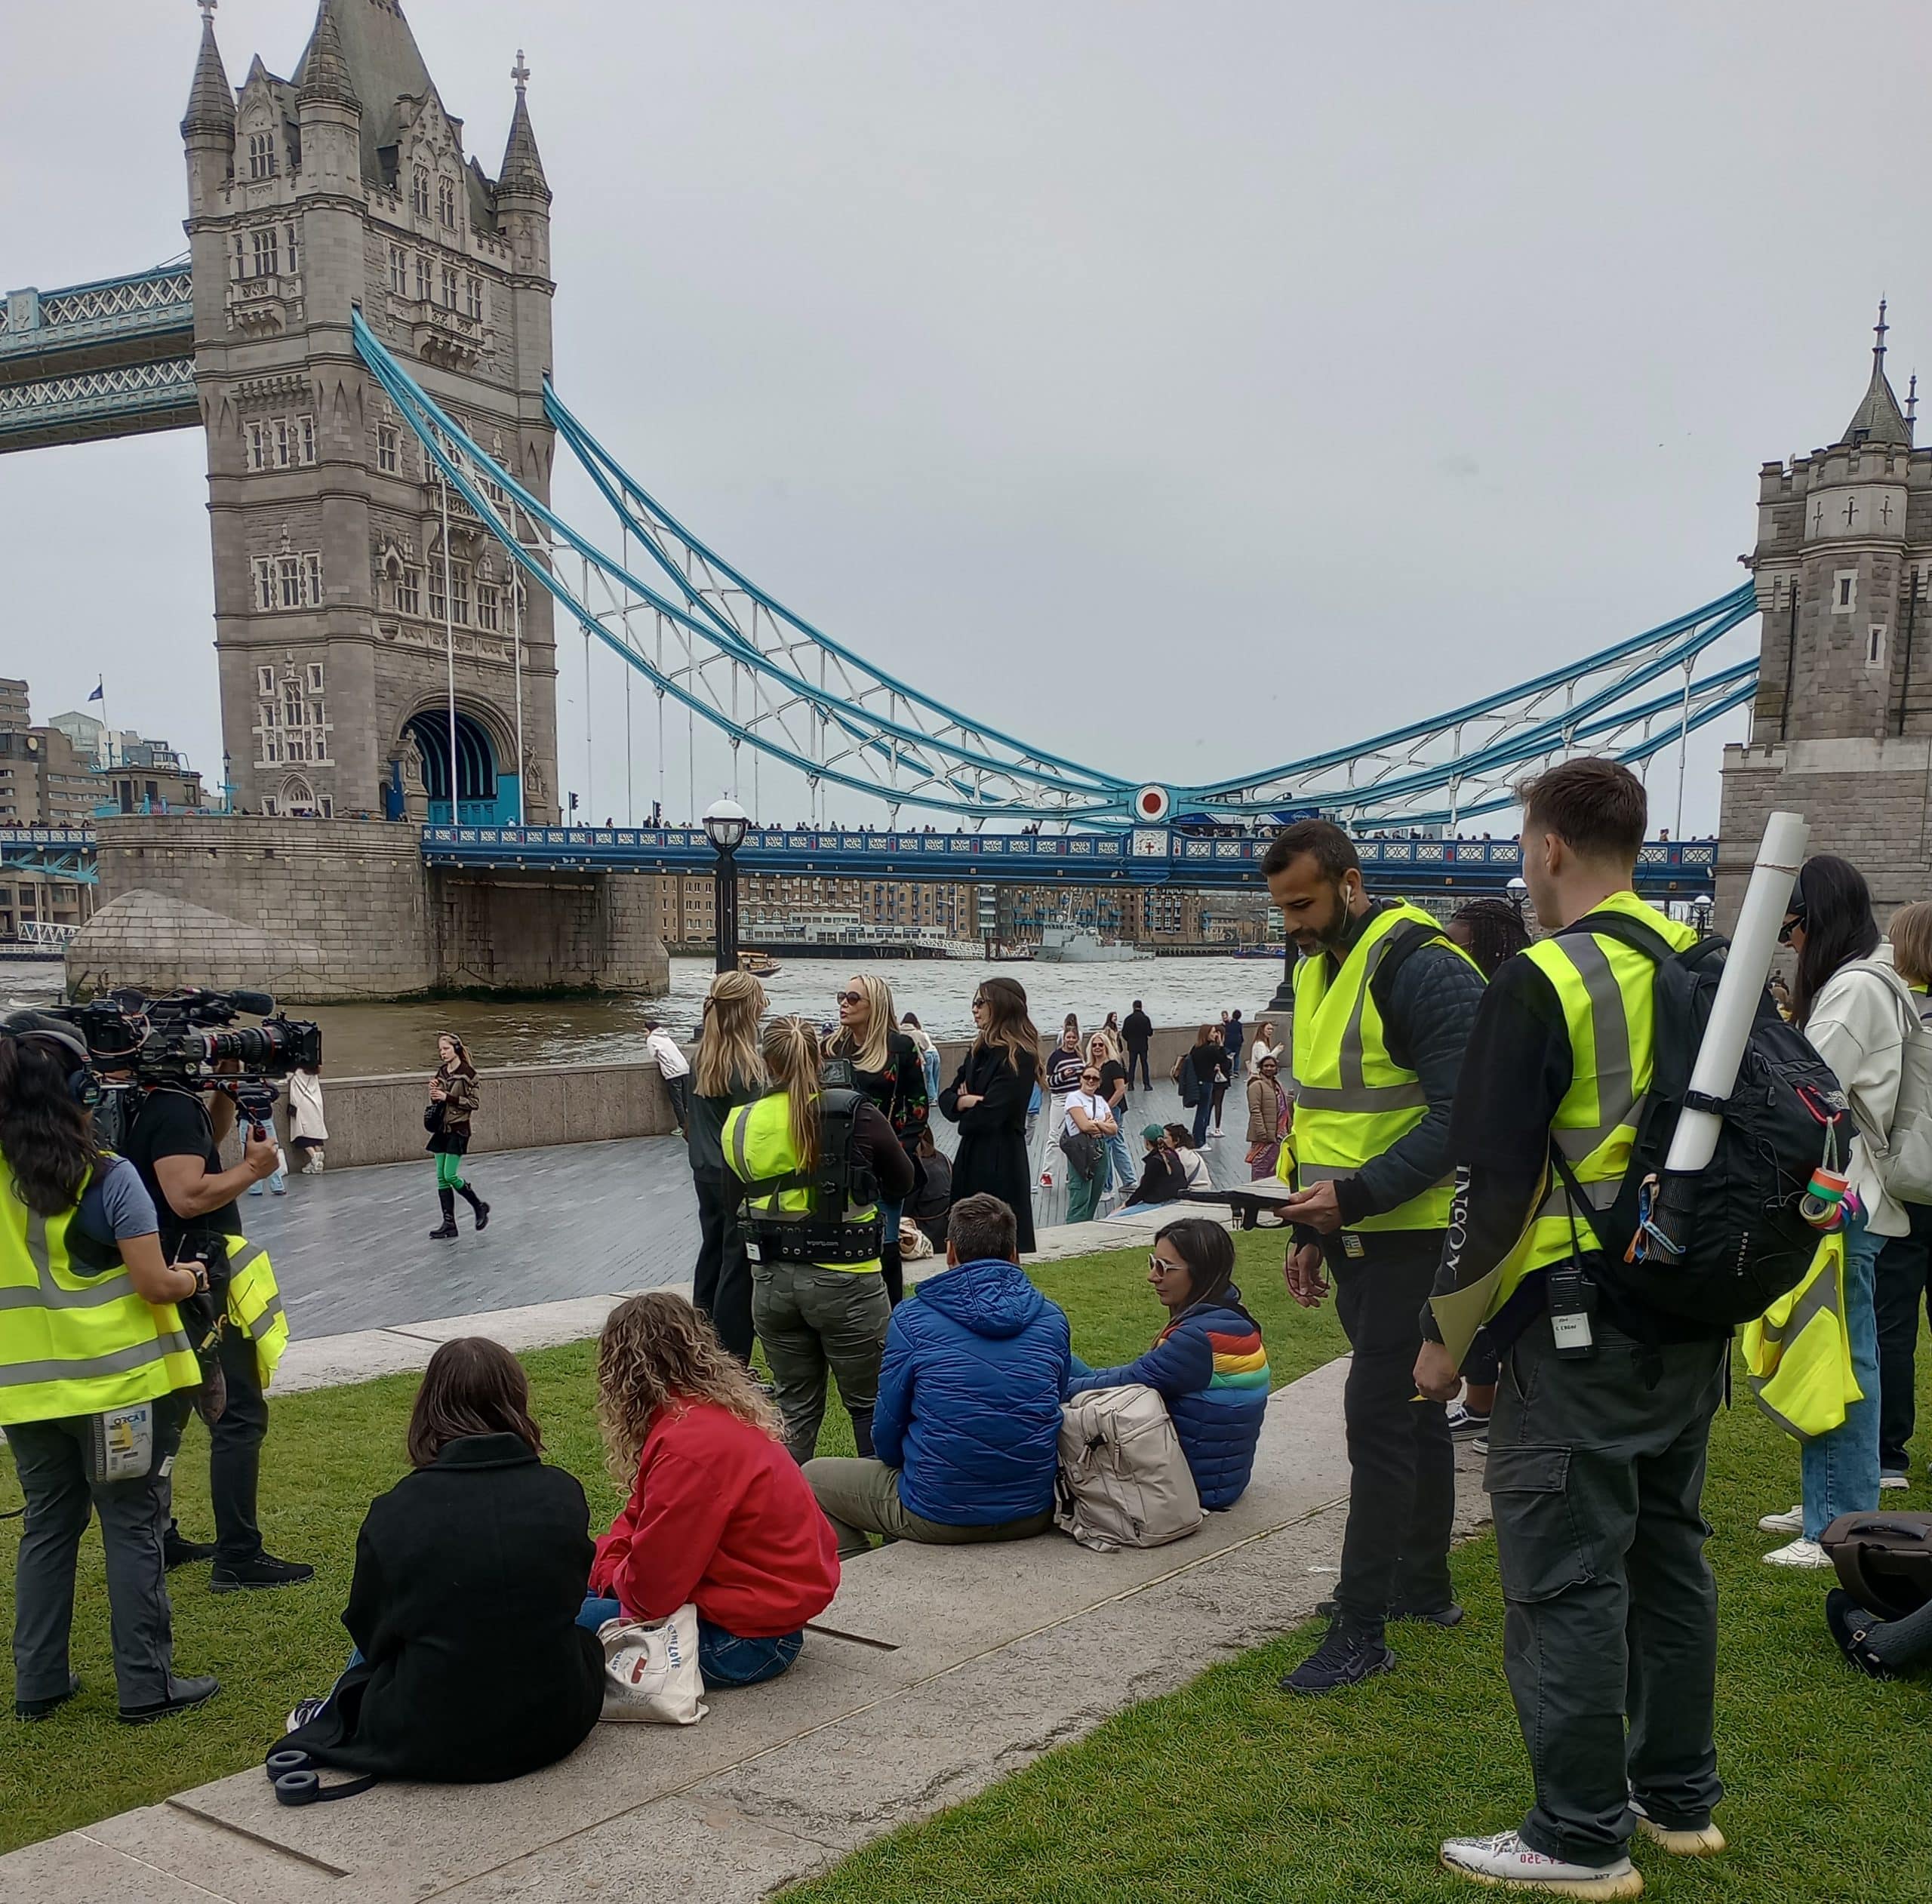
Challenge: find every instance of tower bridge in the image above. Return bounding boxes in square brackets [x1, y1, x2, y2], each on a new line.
[2, 1, 1922, 998]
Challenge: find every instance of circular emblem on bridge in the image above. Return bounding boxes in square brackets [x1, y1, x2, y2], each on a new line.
[1133, 785, 1171, 823]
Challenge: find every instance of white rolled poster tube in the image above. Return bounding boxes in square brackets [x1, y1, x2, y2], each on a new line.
[1662, 810, 1810, 1174]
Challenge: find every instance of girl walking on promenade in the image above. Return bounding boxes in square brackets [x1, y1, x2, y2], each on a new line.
[426, 1033, 489, 1239]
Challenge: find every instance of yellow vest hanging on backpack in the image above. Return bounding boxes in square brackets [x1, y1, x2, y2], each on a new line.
[1741, 1232, 1863, 1441]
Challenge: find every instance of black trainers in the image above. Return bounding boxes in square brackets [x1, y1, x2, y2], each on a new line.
[1281, 1621, 1395, 1695]
[164, 1528, 217, 1570]
[16, 1673, 80, 1721]
[119, 1676, 220, 1725]
[211, 1552, 316, 1594]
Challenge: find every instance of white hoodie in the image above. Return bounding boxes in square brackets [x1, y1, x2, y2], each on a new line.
[1805, 943, 1912, 1239]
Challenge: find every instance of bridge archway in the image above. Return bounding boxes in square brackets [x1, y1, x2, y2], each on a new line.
[401, 706, 518, 826]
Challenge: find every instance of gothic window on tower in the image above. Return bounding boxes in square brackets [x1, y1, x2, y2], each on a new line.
[415, 253, 432, 302]
[251, 227, 280, 279]
[438, 175, 458, 229]
[273, 420, 291, 469]
[464, 275, 484, 321]
[1835, 571, 1858, 615]
[304, 554, 324, 607]
[397, 566, 423, 616]
[298, 416, 316, 466]
[232, 233, 247, 282]
[1868, 626, 1888, 672]
[278, 555, 303, 609]
[429, 564, 446, 622]
[477, 582, 500, 631]
[412, 168, 431, 217]
[378, 423, 400, 473]
[257, 666, 276, 697]
[248, 131, 278, 180]
[389, 245, 409, 294]
[252, 558, 275, 611]
[442, 264, 460, 309]
[285, 223, 301, 275]
[451, 564, 472, 625]
[247, 421, 266, 472]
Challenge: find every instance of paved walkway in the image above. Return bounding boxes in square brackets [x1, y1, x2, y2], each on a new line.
[7, 1362, 1490, 1904]
[249, 1075, 1256, 1339]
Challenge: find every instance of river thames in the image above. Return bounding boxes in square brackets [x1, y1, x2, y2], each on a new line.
[2, 953, 1285, 1077]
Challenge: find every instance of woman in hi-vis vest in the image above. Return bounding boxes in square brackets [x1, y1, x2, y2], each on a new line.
[0, 1013, 216, 1724]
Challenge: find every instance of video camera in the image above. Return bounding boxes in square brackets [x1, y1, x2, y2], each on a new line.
[49, 988, 322, 1148]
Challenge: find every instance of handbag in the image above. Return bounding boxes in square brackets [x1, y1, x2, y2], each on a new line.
[1058, 1126, 1103, 1181]
[598, 1604, 708, 1724]
[423, 1099, 445, 1134]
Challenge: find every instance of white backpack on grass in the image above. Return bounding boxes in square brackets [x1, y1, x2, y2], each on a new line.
[1054, 1384, 1202, 1553]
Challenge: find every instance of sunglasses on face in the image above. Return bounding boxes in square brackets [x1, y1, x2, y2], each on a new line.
[972, 995, 988, 1008]
[1081, 1072, 1100, 1083]
[1778, 912, 1804, 946]
[1147, 1253, 1186, 1276]
[836, 991, 864, 1006]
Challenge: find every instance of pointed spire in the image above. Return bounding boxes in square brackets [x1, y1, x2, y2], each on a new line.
[182, 0, 235, 141]
[298, 0, 361, 111]
[498, 51, 551, 201]
[1842, 298, 1913, 448]
[1912, 374, 1920, 431]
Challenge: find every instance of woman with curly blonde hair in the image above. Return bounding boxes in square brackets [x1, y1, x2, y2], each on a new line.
[579, 1293, 838, 1690]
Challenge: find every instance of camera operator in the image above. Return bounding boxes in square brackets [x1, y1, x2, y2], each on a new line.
[123, 1059, 313, 1592]
[0, 1013, 221, 1722]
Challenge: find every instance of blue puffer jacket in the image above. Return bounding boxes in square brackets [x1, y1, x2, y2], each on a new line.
[873, 1257, 1072, 1527]
[1066, 1289, 1269, 1509]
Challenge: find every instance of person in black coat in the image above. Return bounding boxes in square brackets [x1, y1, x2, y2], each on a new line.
[281, 1339, 603, 1783]
[939, 976, 1041, 1254]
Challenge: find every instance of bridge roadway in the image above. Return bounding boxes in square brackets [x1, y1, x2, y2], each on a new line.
[0, 823, 1721, 898]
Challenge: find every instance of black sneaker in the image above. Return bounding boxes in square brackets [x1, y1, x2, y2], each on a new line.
[211, 1553, 316, 1594]
[164, 1529, 217, 1571]
[1315, 1598, 1465, 1629]
[1281, 1621, 1395, 1695]
[119, 1676, 220, 1725]
[1445, 1401, 1491, 1441]
[16, 1673, 80, 1721]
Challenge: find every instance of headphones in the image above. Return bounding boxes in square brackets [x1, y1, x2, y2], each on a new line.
[0, 1013, 103, 1110]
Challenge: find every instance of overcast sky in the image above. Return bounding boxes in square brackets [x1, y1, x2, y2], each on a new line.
[2, 0, 1926, 830]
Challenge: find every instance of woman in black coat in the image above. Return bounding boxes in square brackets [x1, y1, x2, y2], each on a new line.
[282, 1339, 603, 1783]
[938, 976, 1041, 1254]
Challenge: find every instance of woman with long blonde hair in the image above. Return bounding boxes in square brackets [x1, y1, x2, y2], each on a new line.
[940, 975, 1042, 1253]
[688, 970, 768, 1364]
[580, 1293, 838, 1690]
[827, 972, 929, 1307]
[723, 1017, 915, 1463]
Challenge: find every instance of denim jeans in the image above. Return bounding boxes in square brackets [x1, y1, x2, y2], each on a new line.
[576, 1595, 803, 1689]
[1802, 1212, 1883, 1542]
[1102, 1130, 1137, 1194]
[1191, 1092, 1214, 1147]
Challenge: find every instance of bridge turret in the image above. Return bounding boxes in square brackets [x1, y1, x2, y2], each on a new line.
[181, 0, 235, 213]
[496, 52, 554, 402]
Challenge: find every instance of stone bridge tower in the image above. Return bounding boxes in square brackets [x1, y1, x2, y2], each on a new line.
[1720, 304, 1932, 917]
[181, 0, 559, 825]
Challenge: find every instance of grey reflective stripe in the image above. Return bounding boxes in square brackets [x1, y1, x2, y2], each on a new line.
[0, 1212, 134, 1312]
[1535, 1174, 1621, 1221]
[1300, 920, 1431, 1115]
[243, 1293, 285, 1341]
[1296, 1164, 1350, 1185]
[1554, 934, 1637, 1161]
[1754, 1260, 1844, 1351]
[0, 1327, 192, 1392]
[728, 1108, 754, 1183]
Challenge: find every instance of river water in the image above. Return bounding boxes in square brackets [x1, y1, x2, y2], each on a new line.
[3, 953, 1287, 1078]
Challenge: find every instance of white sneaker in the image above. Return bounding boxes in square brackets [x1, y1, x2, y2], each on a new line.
[1440, 1831, 1641, 1898]
[1628, 1799, 1725, 1857]
[1756, 1506, 1803, 1535]
[1762, 1536, 1829, 1569]
[1881, 1470, 1909, 1491]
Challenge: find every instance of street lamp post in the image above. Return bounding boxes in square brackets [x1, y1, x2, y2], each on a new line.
[704, 796, 749, 974]
[1506, 875, 1528, 918]
[1692, 891, 1714, 940]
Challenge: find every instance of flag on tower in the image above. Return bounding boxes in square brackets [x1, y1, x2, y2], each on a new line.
[88, 678, 104, 703]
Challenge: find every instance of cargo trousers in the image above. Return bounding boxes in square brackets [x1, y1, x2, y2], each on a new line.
[751, 1260, 891, 1464]
[1485, 1310, 1727, 1869]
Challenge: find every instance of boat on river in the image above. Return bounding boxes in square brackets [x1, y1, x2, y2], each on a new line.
[1034, 926, 1153, 964]
[738, 951, 783, 979]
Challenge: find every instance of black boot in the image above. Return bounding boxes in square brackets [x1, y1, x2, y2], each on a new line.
[457, 1184, 491, 1232]
[429, 1188, 459, 1240]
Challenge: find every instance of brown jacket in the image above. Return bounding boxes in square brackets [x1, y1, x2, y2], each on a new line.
[1245, 1073, 1286, 1146]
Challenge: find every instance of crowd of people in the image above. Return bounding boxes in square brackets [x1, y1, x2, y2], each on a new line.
[5, 753, 1930, 1901]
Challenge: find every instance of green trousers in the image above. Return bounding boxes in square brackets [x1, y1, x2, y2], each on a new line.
[435, 1151, 467, 1192]
[802, 1456, 1055, 1561]
[752, 1261, 890, 1463]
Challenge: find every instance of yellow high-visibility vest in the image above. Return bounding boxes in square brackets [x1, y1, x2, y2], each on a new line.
[1430, 890, 1697, 1361]
[222, 1235, 287, 1389]
[723, 1091, 883, 1275]
[0, 1162, 200, 1427]
[1742, 1232, 1862, 1441]
[1291, 900, 1477, 1232]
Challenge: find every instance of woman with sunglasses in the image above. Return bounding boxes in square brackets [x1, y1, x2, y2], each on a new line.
[1064, 1218, 1269, 1509]
[1060, 1061, 1117, 1224]
[828, 976, 929, 1307]
[940, 977, 1041, 1253]
[1759, 856, 1908, 1566]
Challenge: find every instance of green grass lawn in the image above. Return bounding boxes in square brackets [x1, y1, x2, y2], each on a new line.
[0, 1232, 1337, 1857]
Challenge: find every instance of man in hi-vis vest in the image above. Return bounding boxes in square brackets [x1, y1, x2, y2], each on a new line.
[1417, 758, 1727, 1899]
[1265, 819, 1486, 1695]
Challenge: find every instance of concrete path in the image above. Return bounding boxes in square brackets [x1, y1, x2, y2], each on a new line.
[243, 1072, 1257, 1340]
[5, 1362, 1491, 1904]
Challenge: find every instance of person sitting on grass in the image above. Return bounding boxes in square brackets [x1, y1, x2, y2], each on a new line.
[281, 1337, 604, 1781]
[1065, 1217, 1269, 1509]
[804, 1194, 1069, 1560]
[580, 1293, 838, 1690]
[1122, 1122, 1186, 1207]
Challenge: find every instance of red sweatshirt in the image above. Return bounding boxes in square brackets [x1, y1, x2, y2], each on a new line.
[590, 1399, 840, 1638]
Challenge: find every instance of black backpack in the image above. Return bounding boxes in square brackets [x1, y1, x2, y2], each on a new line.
[1557, 914, 1849, 1329]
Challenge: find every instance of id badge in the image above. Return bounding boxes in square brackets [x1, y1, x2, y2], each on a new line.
[1340, 1232, 1365, 1260]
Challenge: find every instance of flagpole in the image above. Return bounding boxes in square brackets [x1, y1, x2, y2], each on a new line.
[92, 676, 112, 771]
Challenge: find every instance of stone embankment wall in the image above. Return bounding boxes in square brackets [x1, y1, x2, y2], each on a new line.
[272, 1023, 1262, 1168]
[70, 816, 668, 1001]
